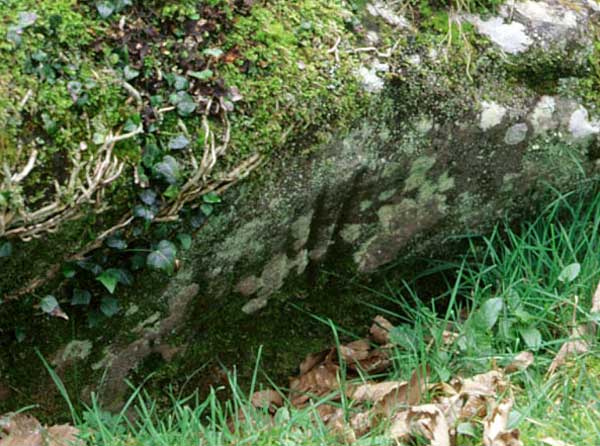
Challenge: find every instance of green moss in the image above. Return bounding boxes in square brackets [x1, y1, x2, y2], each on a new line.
[220, 0, 367, 162]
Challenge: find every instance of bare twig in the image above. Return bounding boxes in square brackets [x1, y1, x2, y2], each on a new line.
[1, 126, 142, 241]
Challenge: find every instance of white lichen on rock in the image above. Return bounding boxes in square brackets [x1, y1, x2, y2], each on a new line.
[366, 1, 410, 28]
[569, 106, 600, 140]
[480, 101, 507, 130]
[529, 96, 557, 134]
[467, 0, 590, 54]
[468, 16, 532, 54]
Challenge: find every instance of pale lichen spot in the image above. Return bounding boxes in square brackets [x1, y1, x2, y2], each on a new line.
[514, 1, 578, 28]
[479, 101, 507, 131]
[404, 156, 436, 192]
[569, 106, 599, 140]
[530, 96, 557, 134]
[378, 189, 397, 202]
[58, 340, 93, 364]
[340, 224, 363, 244]
[242, 297, 269, 315]
[360, 200, 373, 212]
[437, 171, 455, 193]
[468, 16, 532, 54]
[291, 211, 313, 251]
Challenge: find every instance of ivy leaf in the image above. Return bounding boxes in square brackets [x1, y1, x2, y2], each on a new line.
[133, 204, 156, 221]
[0, 241, 13, 258]
[97, 2, 115, 18]
[100, 296, 120, 317]
[163, 185, 180, 199]
[17, 11, 38, 28]
[203, 48, 223, 58]
[139, 189, 157, 205]
[123, 65, 139, 80]
[62, 264, 77, 279]
[96, 269, 120, 294]
[147, 240, 177, 274]
[173, 75, 189, 91]
[558, 263, 581, 283]
[142, 143, 161, 168]
[155, 156, 181, 184]
[520, 326, 542, 350]
[203, 192, 222, 204]
[480, 297, 504, 330]
[106, 237, 127, 250]
[15, 327, 26, 343]
[87, 309, 104, 328]
[115, 269, 133, 286]
[71, 289, 92, 306]
[201, 204, 213, 216]
[190, 211, 206, 229]
[177, 233, 192, 250]
[171, 92, 197, 117]
[189, 69, 213, 81]
[41, 295, 59, 314]
[168, 135, 190, 150]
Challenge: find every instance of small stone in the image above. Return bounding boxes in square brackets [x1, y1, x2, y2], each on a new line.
[504, 123, 529, 145]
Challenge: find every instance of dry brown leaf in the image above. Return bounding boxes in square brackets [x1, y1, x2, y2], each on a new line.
[0, 431, 42, 446]
[505, 352, 534, 374]
[298, 349, 331, 375]
[315, 404, 338, 423]
[548, 325, 590, 375]
[45, 425, 82, 446]
[352, 366, 428, 417]
[0, 413, 43, 446]
[390, 405, 451, 446]
[348, 411, 373, 437]
[251, 389, 283, 411]
[351, 380, 407, 404]
[540, 437, 576, 446]
[326, 408, 357, 444]
[483, 399, 522, 446]
[0, 414, 80, 446]
[339, 340, 371, 363]
[369, 316, 393, 345]
[457, 370, 507, 397]
[591, 280, 600, 314]
[447, 371, 507, 420]
[290, 362, 340, 407]
[353, 348, 391, 374]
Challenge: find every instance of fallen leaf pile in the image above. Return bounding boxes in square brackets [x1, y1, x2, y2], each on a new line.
[250, 316, 533, 446]
[0, 413, 81, 446]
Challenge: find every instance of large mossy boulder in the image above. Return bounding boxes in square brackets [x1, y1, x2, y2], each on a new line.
[0, 0, 599, 413]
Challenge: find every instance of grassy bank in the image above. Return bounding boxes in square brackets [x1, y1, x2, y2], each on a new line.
[5, 187, 600, 444]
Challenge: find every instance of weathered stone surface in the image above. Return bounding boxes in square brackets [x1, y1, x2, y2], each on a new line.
[0, 0, 599, 413]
